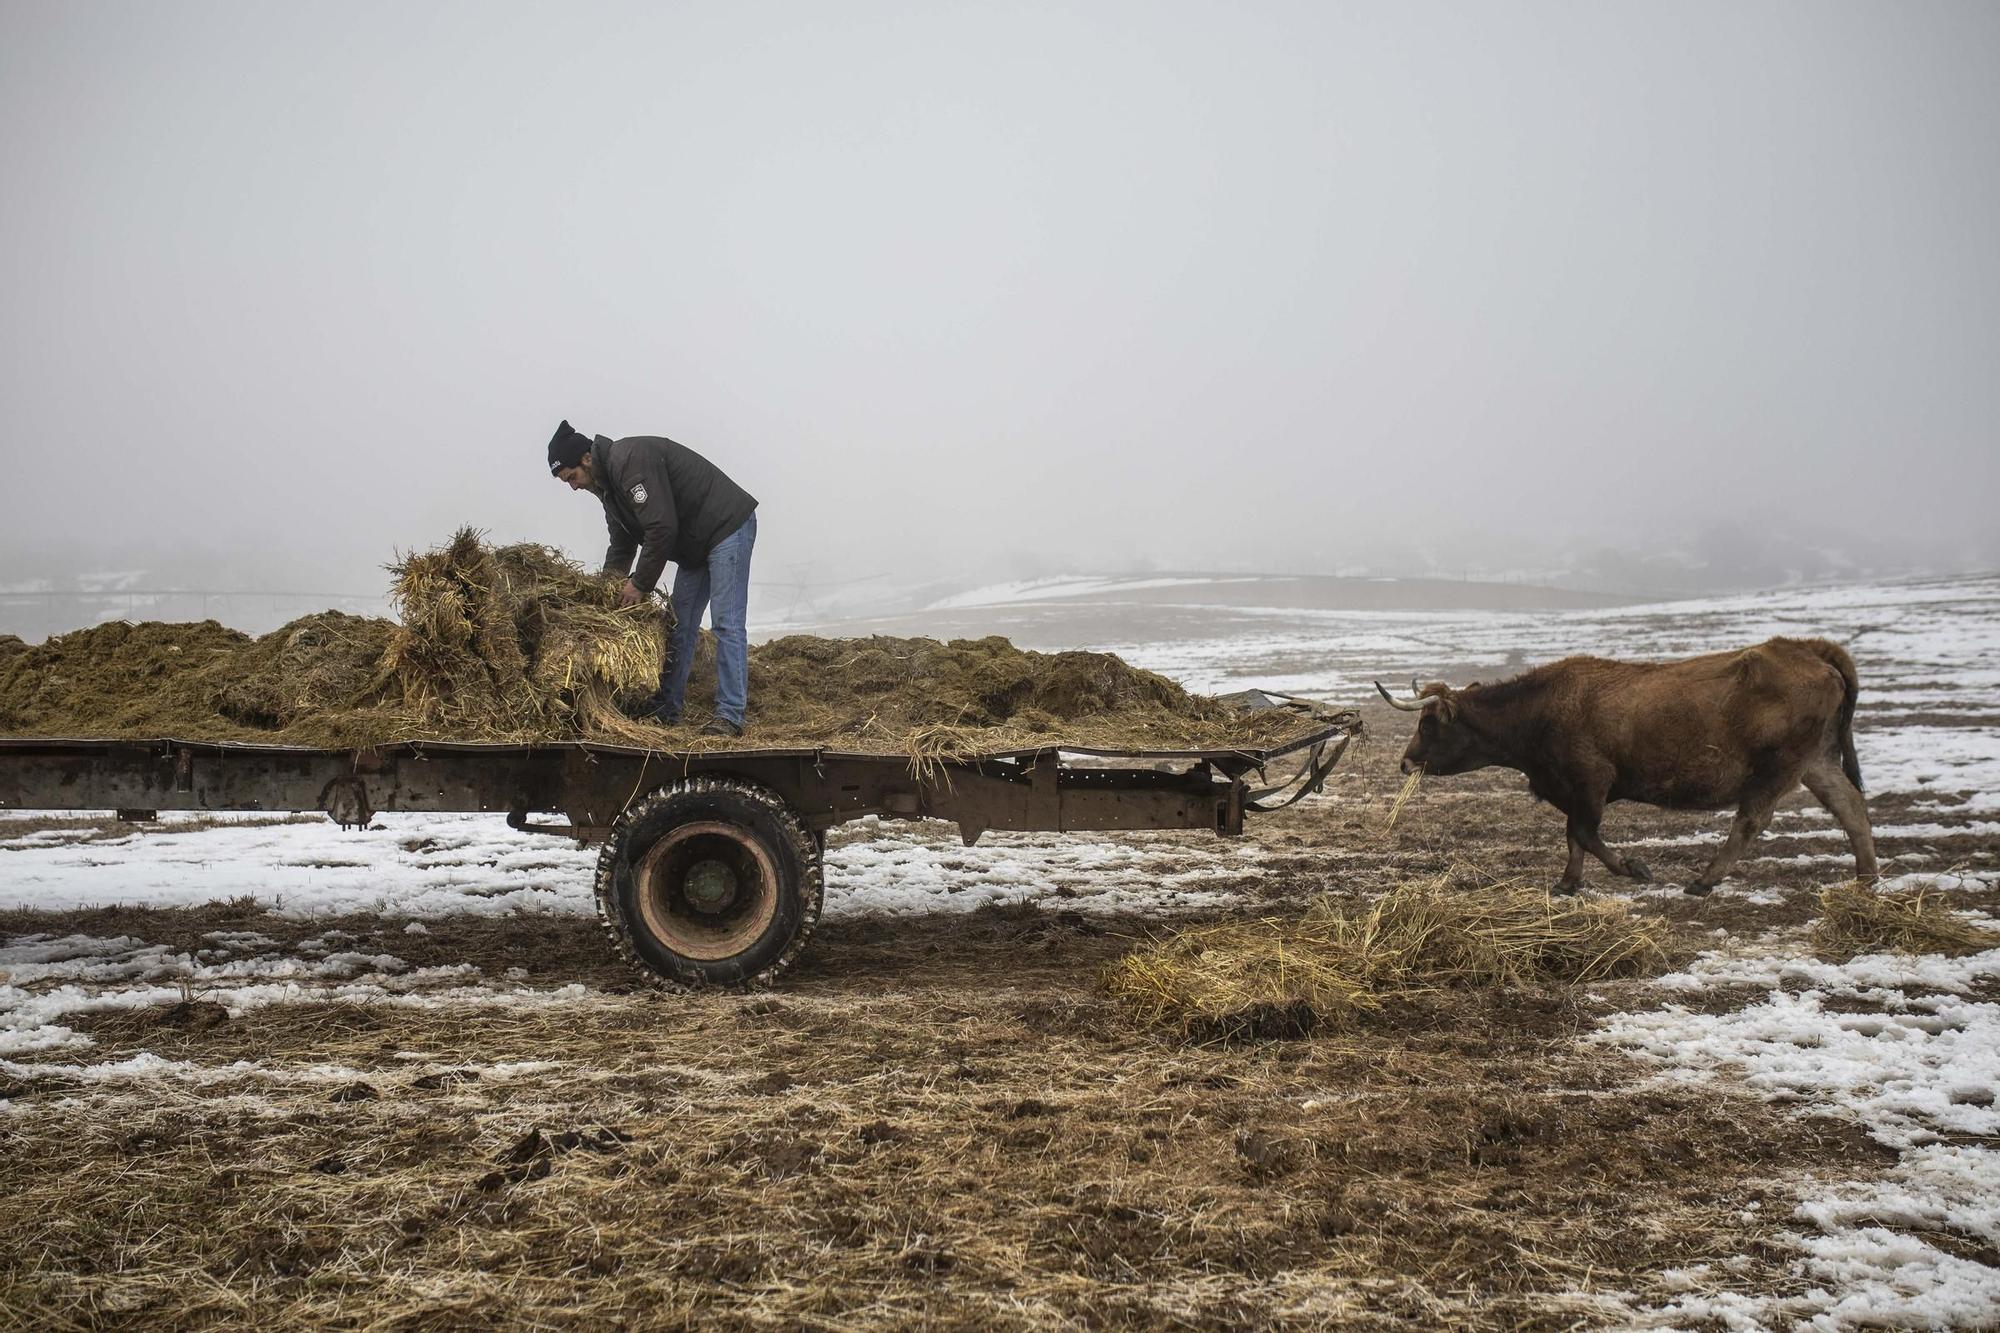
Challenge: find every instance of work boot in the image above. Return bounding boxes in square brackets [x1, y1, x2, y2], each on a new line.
[701, 718, 744, 739]
[636, 696, 680, 726]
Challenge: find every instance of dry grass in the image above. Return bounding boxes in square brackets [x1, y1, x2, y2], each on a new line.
[0, 918, 1876, 1333]
[1813, 879, 2000, 961]
[1382, 768, 1422, 832]
[1106, 874, 1676, 1040]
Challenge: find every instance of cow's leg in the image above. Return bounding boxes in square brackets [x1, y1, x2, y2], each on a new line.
[1689, 791, 1783, 895]
[1566, 811, 1652, 886]
[1558, 770, 1649, 893]
[1559, 820, 1592, 895]
[1801, 757, 1879, 882]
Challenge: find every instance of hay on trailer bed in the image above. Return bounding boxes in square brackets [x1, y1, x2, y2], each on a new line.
[211, 611, 402, 744]
[705, 633, 1319, 759]
[0, 532, 662, 747]
[0, 531, 1332, 757]
[0, 619, 259, 740]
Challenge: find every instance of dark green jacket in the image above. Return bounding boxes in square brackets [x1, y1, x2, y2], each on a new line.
[594, 435, 758, 594]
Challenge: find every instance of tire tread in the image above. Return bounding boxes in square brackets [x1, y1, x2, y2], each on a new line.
[592, 776, 823, 991]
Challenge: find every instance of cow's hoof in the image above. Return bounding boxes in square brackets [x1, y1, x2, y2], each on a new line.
[1553, 881, 1584, 897]
[1683, 881, 1716, 898]
[1623, 858, 1652, 883]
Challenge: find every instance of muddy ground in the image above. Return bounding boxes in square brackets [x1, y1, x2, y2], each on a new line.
[4, 685, 1992, 1330]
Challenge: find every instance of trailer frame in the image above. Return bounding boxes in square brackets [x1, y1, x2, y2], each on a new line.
[0, 715, 1358, 986]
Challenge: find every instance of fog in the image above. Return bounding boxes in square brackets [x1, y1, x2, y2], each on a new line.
[3, 0, 1996, 632]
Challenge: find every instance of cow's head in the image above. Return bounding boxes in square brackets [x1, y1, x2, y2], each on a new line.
[1374, 679, 1490, 776]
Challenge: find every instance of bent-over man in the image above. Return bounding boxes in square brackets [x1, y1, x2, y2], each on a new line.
[547, 420, 758, 737]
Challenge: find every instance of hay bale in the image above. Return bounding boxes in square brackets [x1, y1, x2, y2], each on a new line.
[1813, 881, 2000, 961]
[1106, 876, 1673, 1040]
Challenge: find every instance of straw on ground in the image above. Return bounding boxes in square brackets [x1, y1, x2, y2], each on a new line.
[1106, 873, 1674, 1040]
[1813, 879, 2000, 961]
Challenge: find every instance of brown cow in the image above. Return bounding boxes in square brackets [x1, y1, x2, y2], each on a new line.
[1377, 637, 1876, 894]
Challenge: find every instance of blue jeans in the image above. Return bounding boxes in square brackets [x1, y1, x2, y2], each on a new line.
[657, 514, 756, 726]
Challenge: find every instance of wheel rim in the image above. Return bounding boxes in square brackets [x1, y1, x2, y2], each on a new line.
[632, 820, 782, 962]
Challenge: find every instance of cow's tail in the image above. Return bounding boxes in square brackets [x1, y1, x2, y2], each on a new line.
[1811, 639, 1864, 793]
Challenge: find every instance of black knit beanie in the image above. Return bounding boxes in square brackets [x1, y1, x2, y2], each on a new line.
[547, 420, 591, 474]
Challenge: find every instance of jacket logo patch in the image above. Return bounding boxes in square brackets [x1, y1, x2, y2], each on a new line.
[629, 483, 648, 505]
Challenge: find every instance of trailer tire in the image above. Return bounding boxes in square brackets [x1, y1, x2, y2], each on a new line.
[594, 777, 822, 989]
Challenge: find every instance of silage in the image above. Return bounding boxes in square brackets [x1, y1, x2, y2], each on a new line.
[0, 619, 256, 740]
[212, 611, 400, 741]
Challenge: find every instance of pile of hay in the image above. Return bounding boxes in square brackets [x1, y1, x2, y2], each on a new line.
[0, 619, 261, 740]
[211, 611, 402, 743]
[0, 614, 412, 746]
[701, 634, 1315, 760]
[1106, 876, 1673, 1040]
[0, 531, 1333, 756]
[0, 532, 662, 746]
[1813, 881, 2000, 961]
[378, 529, 663, 742]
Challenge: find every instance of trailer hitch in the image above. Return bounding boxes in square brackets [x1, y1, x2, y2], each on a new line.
[1243, 729, 1355, 814]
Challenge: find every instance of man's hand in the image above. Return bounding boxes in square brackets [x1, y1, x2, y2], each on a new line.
[617, 580, 645, 609]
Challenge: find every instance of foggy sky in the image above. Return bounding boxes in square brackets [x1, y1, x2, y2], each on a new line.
[3, 0, 1996, 603]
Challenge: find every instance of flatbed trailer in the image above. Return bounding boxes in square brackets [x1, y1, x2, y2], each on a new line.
[0, 714, 1357, 987]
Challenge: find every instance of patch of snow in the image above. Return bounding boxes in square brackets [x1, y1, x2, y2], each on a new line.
[927, 574, 1262, 610]
[1595, 947, 2000, 1326]
[0, 931, 592, 1063]
[823, 818, 1262, 920]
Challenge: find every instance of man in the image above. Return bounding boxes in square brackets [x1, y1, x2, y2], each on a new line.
[548, 420, 759, 737]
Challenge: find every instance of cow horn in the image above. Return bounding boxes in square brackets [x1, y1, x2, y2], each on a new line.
[1376, 680, 1429, 712]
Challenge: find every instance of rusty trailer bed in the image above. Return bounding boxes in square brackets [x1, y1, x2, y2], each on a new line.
[0, 719, 1357, 986]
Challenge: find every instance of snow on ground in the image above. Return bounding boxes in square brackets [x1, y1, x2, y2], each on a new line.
[1597, 947, 2000, 1328]
[0, 814, 596, 917]
[0, 924, 594, 1068]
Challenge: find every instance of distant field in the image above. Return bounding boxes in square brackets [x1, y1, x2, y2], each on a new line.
[789, 571, 1641, 647]
[3, 576, 1997, 1328]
